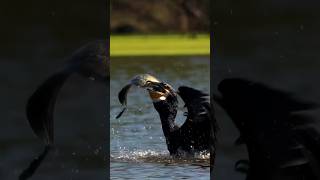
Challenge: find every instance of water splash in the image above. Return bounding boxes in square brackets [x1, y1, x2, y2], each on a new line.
[111, 149, 210, 167]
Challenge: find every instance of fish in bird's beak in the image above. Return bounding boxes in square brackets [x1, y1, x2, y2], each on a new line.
[131, 74, 174, 102]
[130, 74, 161, 87]
[116, 74, 174, 118]
[131, 74, 171, 101]
[118, 74, 161, 106]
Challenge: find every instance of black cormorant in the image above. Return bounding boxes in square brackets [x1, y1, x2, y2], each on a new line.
[214, 78, 320, 180]
[117, 74, 217, 157]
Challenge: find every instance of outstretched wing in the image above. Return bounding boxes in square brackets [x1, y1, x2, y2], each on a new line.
[215, 78, 320, 180]
[177, 86, 217, 151]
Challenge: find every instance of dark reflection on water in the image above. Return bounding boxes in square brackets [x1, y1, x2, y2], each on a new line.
[110, 57, 210, 179]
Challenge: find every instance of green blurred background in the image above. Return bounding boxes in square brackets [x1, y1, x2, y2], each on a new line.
[110, 0, 210, 56]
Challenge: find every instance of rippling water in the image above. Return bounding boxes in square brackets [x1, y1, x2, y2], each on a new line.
[110, 57, 210, 179]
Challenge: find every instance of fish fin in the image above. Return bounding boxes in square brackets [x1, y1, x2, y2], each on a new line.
[116, 107, 127, 119]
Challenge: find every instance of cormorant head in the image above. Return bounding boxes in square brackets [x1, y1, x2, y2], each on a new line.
[146, 82, 176, 103]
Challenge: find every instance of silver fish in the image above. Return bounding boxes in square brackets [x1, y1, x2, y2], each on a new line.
[116, 74, 161, 119]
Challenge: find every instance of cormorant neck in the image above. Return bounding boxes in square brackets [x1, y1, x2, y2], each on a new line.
[153, 94, 178, 137]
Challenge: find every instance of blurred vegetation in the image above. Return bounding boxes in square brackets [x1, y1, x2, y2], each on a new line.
[111, 34, 209, 56]
[111, 0, 210, 34]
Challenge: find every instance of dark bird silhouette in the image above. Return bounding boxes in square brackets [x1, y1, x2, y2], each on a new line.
[117, 74, 218, 157]
[27, 40, 108, 146]
[21, 40, 108, 180]
[214, 78, 320, 180]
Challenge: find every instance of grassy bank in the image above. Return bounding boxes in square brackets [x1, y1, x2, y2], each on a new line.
[110, 34, 209, 57]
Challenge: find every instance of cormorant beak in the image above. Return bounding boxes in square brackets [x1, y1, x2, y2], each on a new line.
[147, 84, 167, 102]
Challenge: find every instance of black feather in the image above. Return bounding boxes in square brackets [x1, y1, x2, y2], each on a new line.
[151, 85, 218, 156]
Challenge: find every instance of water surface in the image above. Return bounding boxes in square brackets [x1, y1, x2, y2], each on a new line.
[110, 57, 210, 179]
